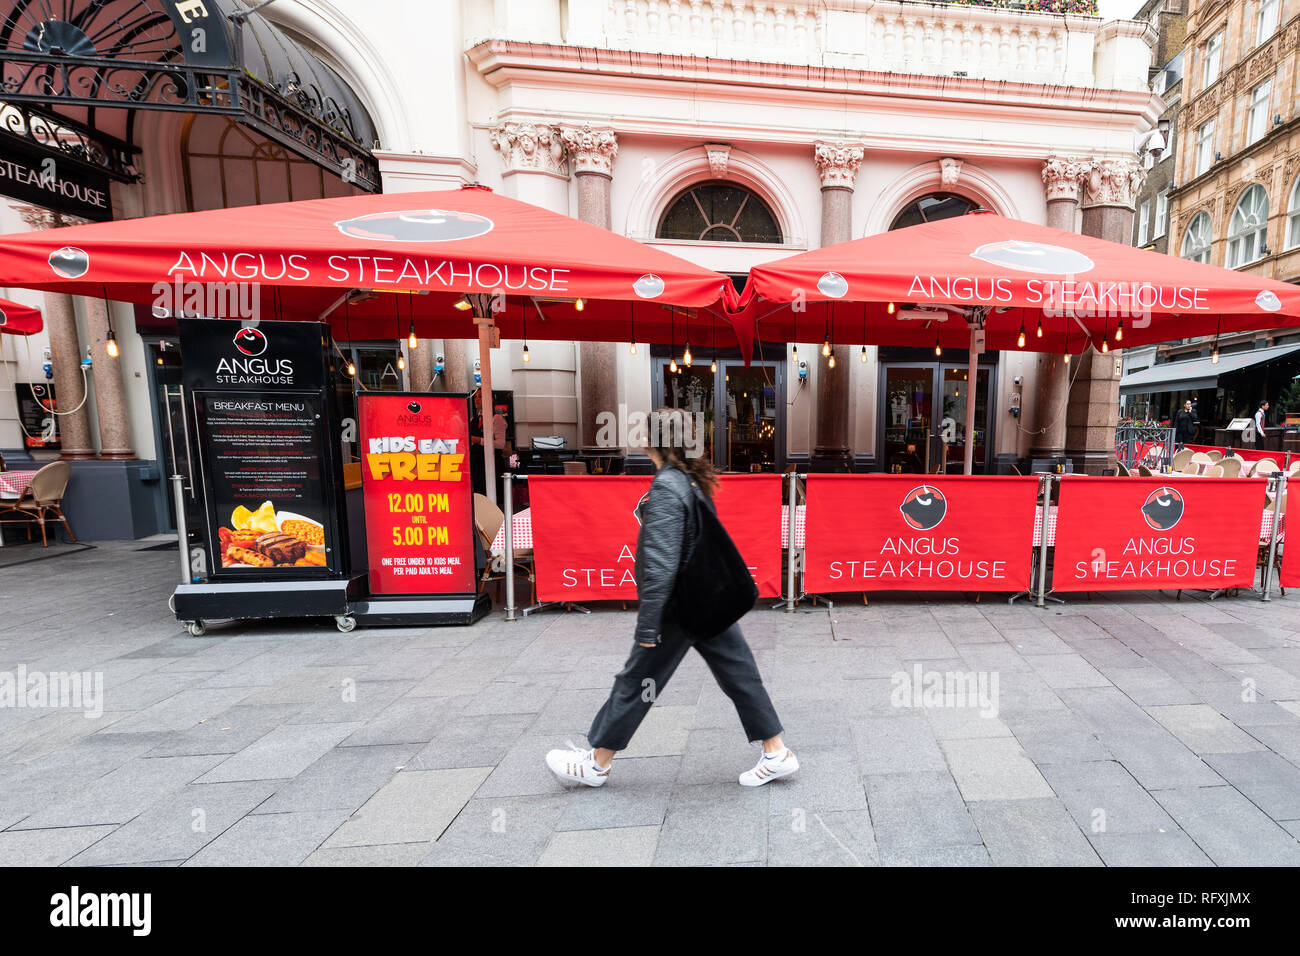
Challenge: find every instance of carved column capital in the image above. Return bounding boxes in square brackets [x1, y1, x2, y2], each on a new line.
[557, 123, 619, 177]
[1081, 157, 1147, 210]
[939, 157, 963, 187]
[704, 144, 731, 178]
[1040, 155, 1091, 203]
[814, 141, 866, 190]
[488, 121, 568, 176]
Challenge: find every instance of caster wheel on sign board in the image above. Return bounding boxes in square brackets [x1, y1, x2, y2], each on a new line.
[335, 615, 357, 633]
[185, 620, 206, 637]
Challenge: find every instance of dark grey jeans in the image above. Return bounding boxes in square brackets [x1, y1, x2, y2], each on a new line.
[586, 619, 783, 752]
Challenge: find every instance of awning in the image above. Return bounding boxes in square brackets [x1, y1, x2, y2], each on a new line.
[0, 0, 380, 210]
[0, 297, 41, 335]
[1119, 343, 1300, 394]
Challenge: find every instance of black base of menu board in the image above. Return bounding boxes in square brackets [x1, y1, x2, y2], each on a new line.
[348, 592, 492, 627]
[172, 575, 365, 629]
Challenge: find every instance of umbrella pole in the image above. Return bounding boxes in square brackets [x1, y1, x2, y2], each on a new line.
[964, 328, 979, 475]
[476, 320, 497, 506]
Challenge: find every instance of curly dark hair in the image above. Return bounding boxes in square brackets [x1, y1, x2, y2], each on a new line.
[645, 406, 718, 498]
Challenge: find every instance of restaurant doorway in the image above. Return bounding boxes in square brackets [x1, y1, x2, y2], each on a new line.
[653, 352, 786, 472]
[142, 335, 203, 536]
[878, 354, 996, 473]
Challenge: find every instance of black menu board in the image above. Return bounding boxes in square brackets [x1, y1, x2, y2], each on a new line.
[179, 319, 345, 579]
[14, 383, 60, 449]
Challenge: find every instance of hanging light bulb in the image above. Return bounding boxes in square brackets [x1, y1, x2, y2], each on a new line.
[1063, 352, 1070, 366]
[1101, 338, 1109, 353]
[791, 343, 798, 363]
[828, 353, 836, 369]
[1115, 317, 1124, 342]
[522, 343, 531, 363]
[669, 357, 678, 373]
[887, 302, 896, 314]
[408, 324, 418, 349]
[346, 360, 357, 376]
[1017, 323, 1026, 349]
[105, 332, 119, 358]
[1036, 318, 1043, 338]
[683, 341, 692, 366]
[860, 345, 868, 364]
[453, 297, 472, 311]
[1211, 341, 1220, 364]
[822, 336, 831, 357]
[710, 358, 717, 373]
[397, 351, 406, 371]
[629, 342, 637, 356]
[575, 298, 585, 311]
[934, 326, 942, 357]
[934, 343, 942, 357]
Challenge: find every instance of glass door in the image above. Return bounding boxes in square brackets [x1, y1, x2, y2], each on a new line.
[882, 365, 935, 473]
[880, 362, 995, 473]
[939, 366, 990, 474]
[722, 362, 780, 472]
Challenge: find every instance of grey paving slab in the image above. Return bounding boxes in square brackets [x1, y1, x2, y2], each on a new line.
[1087, 829, 1214, 866]
[851, 715, 947, 775]
[1152, 786, 1300, 866]
[407, 712, 538, 772]
[1037, 760, 1179, 836]
[652, 783, 770, 865]
[967, 798, 1103, 866]
[767, 808, 878, 866]
[613, 705, 696, 759]
[941, 737, 1054, 801]
[538, 826, 661, 866]
[67, 781, 281, 866]
[196, 721, 363, 783]
[182, 808, 354, 866]
[421, 794, 572, 866]
[0, 825, 118, 866]
[324, 767, 491, 847]
[1003, 711, 1112, 766]
[879, 842, 992, 866]
[253, 744, 416, 814]
[864, 771, 981, 850]
[302, 843, 432, 866]
[555, 756, 678, 831]
[1203, 751, 1300, 822]
[144, 703, 304, 757]
[1145, 704, 1268, 755]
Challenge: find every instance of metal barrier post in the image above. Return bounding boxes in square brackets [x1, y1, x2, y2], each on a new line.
[504, 472, 516, 621]
[1036, 474, 1053, 608]
[786, 472, 798, 612]
[1262, 470, 1286, 602]
[171, 474, 190, 584]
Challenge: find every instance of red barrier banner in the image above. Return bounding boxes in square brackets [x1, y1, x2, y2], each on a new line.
[803, 475, 1038, 593]
[529, 474, 782, 602]
[1184, 443, 1279, 464]
[1275, 516, 1297, 589]
[358, 393, 476, 595]
[1053, 477, 1259, 592]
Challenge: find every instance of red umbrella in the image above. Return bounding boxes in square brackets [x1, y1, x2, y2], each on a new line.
[0, 184, 732, 347]
[0, 298, 42, 335]
[741, 210, 1300, 353]
[0, 185, 735, 501]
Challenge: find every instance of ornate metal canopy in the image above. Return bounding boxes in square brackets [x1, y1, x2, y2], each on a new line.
[1, 0, 379, 191]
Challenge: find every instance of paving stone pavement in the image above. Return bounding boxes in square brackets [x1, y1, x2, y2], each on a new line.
[2, 541, 1300, 866]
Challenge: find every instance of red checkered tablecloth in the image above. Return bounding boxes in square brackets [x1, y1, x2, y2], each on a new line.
[0, 470, 37, 498]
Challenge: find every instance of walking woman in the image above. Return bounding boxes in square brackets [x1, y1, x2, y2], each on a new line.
[545, 409, 796, 788]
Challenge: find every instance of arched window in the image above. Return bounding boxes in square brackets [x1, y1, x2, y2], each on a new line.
[656, 182, 782, 243]
[1227, 184, 1269, 267]
[890, 193, 979, 230]
[1181, 211, 1212, 263]
[1287, 178, 1300, 250]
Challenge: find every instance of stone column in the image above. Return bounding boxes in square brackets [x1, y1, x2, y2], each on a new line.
[442, 338, 468, 393]
[1031, 156, 1090, 461]
[82, 297, 134, 458]
[406, 337, 434, 391]
[810, 141, 865, 471]
[12, 205, 95, 458]
[559, 124, 620, 449]
[1070, 157, 1146, 474]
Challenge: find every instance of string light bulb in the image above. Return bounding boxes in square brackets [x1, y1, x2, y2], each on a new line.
[575, 298, 585, 311]
[105, 332, 119, 358]
[669, 357, 678, 373]
[397, 351, 406, 371]
[887, 302, 896, 314]
[860, 345, 868, 363]
[1115, 317, 1124, 342]
[346, 360, 357, 376]
[1211, 341, 1220, 364]
[522, 343, 531, 363]
[822, 336, 831, 357]
[1017, 322, 1026, 349]
[791, 343, 798, 363]
[828, 352, 836, 369]
[1036, 318, 1043, 338]
[453, 297, 472, 311]
[408, 324, 418, 349]
[1101, 338, 1109, 353]
[683, 342, 692, 366]
[629, 342, 637, 355]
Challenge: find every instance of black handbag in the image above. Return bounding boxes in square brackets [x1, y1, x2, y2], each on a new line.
[672, 482, 759, 640]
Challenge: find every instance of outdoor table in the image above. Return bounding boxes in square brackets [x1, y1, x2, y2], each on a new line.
[0, 469, 39, 547]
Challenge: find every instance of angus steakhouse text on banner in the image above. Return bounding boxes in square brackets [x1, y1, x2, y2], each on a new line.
[1052, 476, 1261, 592]
[802, 475, 1039, 593]
[527, 474, 783, 602]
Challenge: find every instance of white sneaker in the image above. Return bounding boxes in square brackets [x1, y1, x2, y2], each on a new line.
[545, 741, 610, 788]
[739, 748, 799, 787]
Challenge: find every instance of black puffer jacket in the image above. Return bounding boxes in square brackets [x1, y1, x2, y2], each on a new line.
[633, 463, 699, 645]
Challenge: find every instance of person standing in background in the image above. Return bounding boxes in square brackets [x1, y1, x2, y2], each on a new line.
[1255, 400, 1270, 447]
[1174, 400, 1197, 450]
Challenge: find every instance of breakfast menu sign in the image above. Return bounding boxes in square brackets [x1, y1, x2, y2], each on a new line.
[179, 318, 341, 578]
[357, 393, 476, 594]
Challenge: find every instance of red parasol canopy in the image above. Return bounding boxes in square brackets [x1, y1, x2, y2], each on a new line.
[740, 211, 1300, 353]
[0, 184, 736, 347]
[0, 297, 42, 335]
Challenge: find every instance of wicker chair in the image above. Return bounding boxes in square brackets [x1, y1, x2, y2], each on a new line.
[0, 461, 75, 547]
[1218, 456, 1243, 478]
[1170, 447, 1194, 472]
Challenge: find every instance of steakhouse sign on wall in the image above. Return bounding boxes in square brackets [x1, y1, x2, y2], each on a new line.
[1052, 477, 1261, 592]
[802, 475, 1039, 593]
[528, 475, 782, 602]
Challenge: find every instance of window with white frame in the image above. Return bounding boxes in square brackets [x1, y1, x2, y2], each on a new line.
[1138, 200, 1151, 245]
[1258, 0, 1280, 44]
[1181, 210, 1212, 263]
[1155, 190, 1169, 238]
[1248, 80, 1272, 144]
[1227, 183, 1269, 267]
[1204, 30, 1224, 87]
[1195, 119, 1216, 176]
[1287, 177, 1300, 249]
